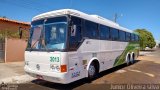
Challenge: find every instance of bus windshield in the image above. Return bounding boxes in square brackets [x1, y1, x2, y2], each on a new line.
[27, 16, 68, 51]
[45, 22, 67, 50]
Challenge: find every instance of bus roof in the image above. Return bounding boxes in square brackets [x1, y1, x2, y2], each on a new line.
[32, 9, 133, 33]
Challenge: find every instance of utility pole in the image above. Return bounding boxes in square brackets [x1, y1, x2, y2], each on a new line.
[114, 13, 118, 23]
[70, 0, 73, 9]
[114, 13, 123, 23]
[159, 39, 160, 47]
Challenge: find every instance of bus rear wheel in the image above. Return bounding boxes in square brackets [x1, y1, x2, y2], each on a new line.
[126, 54, 131, 66]
[131, 53, 135, 64]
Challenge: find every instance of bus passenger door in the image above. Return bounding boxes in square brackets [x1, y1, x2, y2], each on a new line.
[68, 16, 85, 80]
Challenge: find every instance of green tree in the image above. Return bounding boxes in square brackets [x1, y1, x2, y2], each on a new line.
[0, 16, 7, 18]
[135, 29, 156, 50]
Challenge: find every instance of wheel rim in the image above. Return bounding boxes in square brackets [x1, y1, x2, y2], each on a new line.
[131, 55, 135, 63]
[126, 56, 130, 65]
[88, 65, 95, 77]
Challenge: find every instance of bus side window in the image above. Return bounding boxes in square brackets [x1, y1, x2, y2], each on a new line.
[111, 28, 119, 41]
[69, 16, 82, 50]
[84, 20, 98, 39]
[135, 35, 139, 42]
[126, 32, 131, 42]
[99, 25, 110, 40]
[131, 34, 135, 42]
[119, 30, 126, 41]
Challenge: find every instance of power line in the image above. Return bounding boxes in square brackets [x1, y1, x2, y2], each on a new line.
[114, 13, 123, 23]
[19, 0, 54, 12]
[1, 0, 75, 13]
[17, 0, 43, 11]
[20, 0, 52, 10]
[1, 0, 44, 12]
[70, 0, 73, 9]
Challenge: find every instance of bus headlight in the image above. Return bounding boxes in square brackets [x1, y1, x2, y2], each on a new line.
[50, 64, 60, 72]
[25, 61, 29, 66]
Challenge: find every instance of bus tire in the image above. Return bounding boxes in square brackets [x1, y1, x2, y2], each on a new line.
[131, 53, 135, 64]
[88, 62, 97, 79]
[126, 54, 131, 66]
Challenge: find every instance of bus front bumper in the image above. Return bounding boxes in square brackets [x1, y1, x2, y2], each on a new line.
[24, 66, 71, 84]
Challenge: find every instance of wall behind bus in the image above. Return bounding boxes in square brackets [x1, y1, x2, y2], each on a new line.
[5, 38, 27, 62]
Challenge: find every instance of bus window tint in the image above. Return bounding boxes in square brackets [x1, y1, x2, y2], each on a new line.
[70, 16, 81, 25]
[111, 28, 119, 40]
[135, 35, 139, 41]
[84, 20, 98, 39]
[99, 25, 110, 40]
[119, 30, 126, 41]
[69, 16, 82, 50]
[131, 34, 135, 41]
[126, 32, 131, 41]
[45, 16, 67, 24]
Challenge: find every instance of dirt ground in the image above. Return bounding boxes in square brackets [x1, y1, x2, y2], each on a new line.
[23, 48, 160, 90]
[0, 48, 160, 90]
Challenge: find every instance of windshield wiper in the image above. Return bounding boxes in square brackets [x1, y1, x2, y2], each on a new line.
[30, 38, 41, 51]
[41, 38, 49, 52]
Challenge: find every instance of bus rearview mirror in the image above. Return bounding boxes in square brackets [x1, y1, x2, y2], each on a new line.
[71, 25, 77, 36]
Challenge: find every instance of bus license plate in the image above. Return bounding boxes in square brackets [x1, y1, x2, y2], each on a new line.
[36, 75, 43, 79]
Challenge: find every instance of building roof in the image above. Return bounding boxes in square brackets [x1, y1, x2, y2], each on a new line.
[0, 17, 30, 26]
[33, 9, 133, 33]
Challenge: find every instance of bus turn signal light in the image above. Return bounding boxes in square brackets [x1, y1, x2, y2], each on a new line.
[61, 65, 67, 72]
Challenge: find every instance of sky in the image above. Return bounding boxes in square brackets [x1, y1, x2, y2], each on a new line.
[0, 0, 160, 41]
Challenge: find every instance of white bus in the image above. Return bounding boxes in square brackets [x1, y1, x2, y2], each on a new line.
[24, 9, 140, 84]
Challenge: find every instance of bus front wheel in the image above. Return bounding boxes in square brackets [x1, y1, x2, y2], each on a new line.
[88, 62, 97, 79]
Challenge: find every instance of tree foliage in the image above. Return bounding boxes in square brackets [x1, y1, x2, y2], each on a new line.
[135, 29, 156, 50]
[0, 16, 7, 18]
[0, 29, 28, 40]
